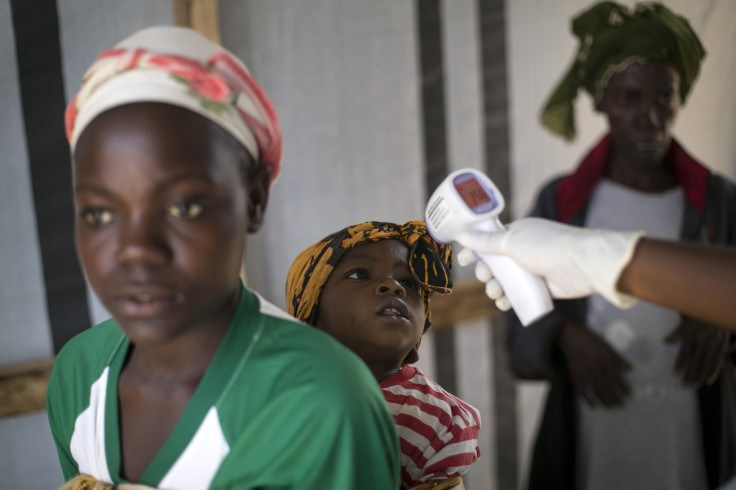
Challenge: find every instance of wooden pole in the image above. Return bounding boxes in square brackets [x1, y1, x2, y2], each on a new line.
[0, 357, 54, 417]
[173, 0, 221, 44]
[0, 281, 498, 418]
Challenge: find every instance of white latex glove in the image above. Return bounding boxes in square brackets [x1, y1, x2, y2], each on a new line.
[456, 217, 644, 308]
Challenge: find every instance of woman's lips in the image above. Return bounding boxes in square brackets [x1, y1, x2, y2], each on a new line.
[114, 289, 183, 318]
[633, 140, 662, 152]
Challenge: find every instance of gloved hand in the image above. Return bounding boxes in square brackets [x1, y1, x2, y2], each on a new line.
[557, 321, 632, 407]
[665, 315, 731, 387]
[456, 217, 644, 309]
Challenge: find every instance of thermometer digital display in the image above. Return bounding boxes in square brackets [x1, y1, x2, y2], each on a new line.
[453, 173, 497, 214]
[425, 168, 552, 326]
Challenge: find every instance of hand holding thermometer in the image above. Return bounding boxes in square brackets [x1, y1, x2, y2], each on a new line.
[425, 168, 553, 326]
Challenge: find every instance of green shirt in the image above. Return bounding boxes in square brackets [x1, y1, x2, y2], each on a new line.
[47, 287, 399, 489]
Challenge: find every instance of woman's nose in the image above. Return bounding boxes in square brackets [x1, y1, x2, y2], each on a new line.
[375, 277, 406, 297]
[116, 214, 170, 266]
[647, 107, 660, 127]
[639, 99, 661, 127]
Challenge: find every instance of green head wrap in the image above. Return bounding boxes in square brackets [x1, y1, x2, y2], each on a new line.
[540, 1, 706, 141]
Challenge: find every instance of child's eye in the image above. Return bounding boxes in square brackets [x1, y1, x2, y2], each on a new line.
[81, 208, 114, 226]
[167, 200, 204, 219]
[346, 270, 369, 280]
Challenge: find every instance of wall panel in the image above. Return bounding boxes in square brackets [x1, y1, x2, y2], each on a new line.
[219, 0, 425, 306]
[0, 0, 53, 369]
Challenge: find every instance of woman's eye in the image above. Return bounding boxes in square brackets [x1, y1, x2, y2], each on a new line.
[346, 270, 369, 280]
[81, 208, 113, 226]
[616, 93, 633, 106]
[656, 92, 674, 105]
[168, 201, 204, 219]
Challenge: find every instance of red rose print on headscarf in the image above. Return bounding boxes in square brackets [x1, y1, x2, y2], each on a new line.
[149, 54, 232, 103]
[174, 70, 231, 103]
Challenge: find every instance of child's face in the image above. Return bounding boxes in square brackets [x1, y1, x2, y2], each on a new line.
[73, 103, 269, 343]
[315, 239, 425, 367]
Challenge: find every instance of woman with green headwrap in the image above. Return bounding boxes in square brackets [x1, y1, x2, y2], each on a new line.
[506, 3, 736, 489]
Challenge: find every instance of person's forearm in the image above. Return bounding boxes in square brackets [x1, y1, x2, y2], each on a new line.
[456, 218, 736, 330]
[617, 238, 736, 330]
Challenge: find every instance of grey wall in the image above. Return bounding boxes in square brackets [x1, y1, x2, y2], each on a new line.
[220, 0, 427, 303]
[0, 0, 53, 369]
[0, 411, 61, 488]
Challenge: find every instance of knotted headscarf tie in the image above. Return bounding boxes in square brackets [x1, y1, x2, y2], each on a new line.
[65, 26, 282, 184]
[286, 221, 453, 362]
[541, 1, 705, 141]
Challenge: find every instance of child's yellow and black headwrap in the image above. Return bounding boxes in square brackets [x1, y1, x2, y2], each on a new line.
[542, 1, 706, 141]
[285, 220, 452, 363]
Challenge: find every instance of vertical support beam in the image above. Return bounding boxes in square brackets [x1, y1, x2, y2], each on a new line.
[10, 0, 91, 353]
[415, 0, 457, 395]
[173, 0, 221, 44]
[478, 0, 511, 220]
[490, 314, 516, 489]
[478, 1, 517, 488]
[416, 0, 449, 199]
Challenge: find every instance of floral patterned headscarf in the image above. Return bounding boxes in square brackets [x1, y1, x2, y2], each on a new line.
[65, 26, 282, 184]
[286, 221, 453, 364]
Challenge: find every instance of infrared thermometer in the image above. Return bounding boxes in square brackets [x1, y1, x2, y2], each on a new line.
[425, 168, 553, 326]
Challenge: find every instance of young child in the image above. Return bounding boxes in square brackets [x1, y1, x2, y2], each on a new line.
[286, 221, 481, 490]
[46, 26, 399, 489]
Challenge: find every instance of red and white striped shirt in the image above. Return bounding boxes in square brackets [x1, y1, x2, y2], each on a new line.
[380, 365, 481, 488]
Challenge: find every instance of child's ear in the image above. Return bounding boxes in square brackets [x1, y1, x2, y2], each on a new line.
[245, 164, 271, 233]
